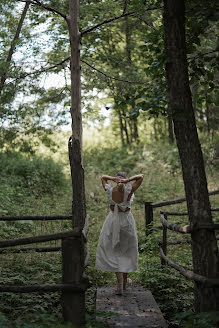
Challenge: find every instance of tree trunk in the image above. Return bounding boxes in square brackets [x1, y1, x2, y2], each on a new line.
[67, 0, 86, 228]
[133, 117, 139, 143]
[131, 100, 139, 144]
[122, 110, 130, 144]
[128, 119, 134, 143]
[0, 2, 30, 95]
[125, 12, 139, 145]
[125, 15, 132, 64]
[191, 83, 198, 114]
[167, 110, 174, 144]
[118, 109, 125, 145]
[163, 0, 219, 312]
[204, 87, 210, 134]
[153, 120, 158, 141]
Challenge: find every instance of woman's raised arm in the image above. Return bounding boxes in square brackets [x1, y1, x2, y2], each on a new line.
[101, 175, 120, 190]
[127, 174, 144, 192]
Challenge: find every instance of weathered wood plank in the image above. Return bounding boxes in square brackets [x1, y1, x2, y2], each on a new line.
[160, 214, 191, 233]
[0, 215, 72, 221]
[160, 247, 219, 286]
[0, 229, 81, 248]
[96, 284, 167, 327]
[61, 236, 86, 325]
[0, 246, 61, 254]
[0, 283, 87, 293]
[152, 189, 219, 208]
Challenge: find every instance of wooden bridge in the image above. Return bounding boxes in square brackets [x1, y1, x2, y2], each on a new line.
[96, 284, 167, 328]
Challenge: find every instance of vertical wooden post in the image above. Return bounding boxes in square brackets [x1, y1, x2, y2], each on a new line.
[61, 236, 85, 325]
[66, 0, 88, 325]
[161, 214, 167, 265]
[145, 202, 154, 236]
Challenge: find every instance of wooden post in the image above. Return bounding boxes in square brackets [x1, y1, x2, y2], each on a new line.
[61, 236, 85, 325]
[67, 0, 86, 229]
[145, 202, 154, 235]
[161, 214, 167, 265]
[66, 0, 89, 325]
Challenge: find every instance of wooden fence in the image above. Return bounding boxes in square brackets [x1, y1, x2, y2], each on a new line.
[145, 189, 219, 235]
[159, 210, 219, 286]
[0, 215, 90, 325]
[145, 190, 219, 287]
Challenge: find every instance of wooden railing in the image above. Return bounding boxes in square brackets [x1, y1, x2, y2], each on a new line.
[0, 215, 90, 325]
[159, 210, 219, 286]
[145, 189, 219, 235]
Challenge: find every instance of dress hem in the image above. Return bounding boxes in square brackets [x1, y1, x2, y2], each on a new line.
[95, 265, 138, 273]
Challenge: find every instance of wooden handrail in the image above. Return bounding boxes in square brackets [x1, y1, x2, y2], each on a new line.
[160, 214, 192, 233]
[166, 235, 219, 246]
[152, 189, 219, 208]
[161, 208, 219, 216]
[0, 215, 72, 221]
[0, 229, 81, 248]
[160, 211, 188, 216]
[160, 247, 219, 286]
[0, 283, 88, 293]
[160, 214, 218, 233]
[0, 246, 61, 254]
[211, 207, 219, 212]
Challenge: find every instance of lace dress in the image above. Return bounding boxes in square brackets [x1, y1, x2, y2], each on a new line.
[95, 183, 138, 272]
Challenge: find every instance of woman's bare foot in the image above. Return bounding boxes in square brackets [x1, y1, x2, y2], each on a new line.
[115, 283, 123, 295]
[123, 277, 132, 290]
[115, 272, 123, 295]
[123, 273, 128, 290]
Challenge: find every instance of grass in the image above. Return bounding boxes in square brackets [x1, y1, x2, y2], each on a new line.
[0, 128, 218, 327]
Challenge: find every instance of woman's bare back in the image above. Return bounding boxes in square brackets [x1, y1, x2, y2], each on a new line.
[110, 186, 132, 212]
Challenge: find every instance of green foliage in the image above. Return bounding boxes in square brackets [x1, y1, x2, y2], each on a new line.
[0, 151, 66, 216]
[174, 310, 219, 328]
[0, 129, 218, 327]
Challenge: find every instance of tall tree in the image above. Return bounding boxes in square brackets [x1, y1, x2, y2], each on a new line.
[163, 0, 219, 312]
[0, 2, 29, 95]
[67, 0, 86, 229]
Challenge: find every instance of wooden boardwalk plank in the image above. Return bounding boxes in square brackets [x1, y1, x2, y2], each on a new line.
[96, 284, 167, 328]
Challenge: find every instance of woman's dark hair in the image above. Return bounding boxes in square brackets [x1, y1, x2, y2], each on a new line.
[116, 171, 128, 192]
[117, 171, 128, 179]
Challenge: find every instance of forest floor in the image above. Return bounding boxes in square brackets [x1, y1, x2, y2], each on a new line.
[0, 131, 218, 328]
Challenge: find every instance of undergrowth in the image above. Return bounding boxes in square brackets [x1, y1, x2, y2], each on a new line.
[0, 131, 218, 327]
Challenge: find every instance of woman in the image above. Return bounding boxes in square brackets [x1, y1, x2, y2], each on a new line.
[95, 171, 144, 295]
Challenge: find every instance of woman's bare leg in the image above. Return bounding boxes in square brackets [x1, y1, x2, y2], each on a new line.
[123, 273, 128, 290]
[115, 272, 123, 295]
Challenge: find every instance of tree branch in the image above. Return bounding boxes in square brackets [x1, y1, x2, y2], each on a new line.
[81, 59, 146, 85]
[15, 57, 146, 85]
[81, 5, 162, 36]
[130, 13, 156, 31]
[0, 2, 30, 95]
[81, 12, 134, 36]
[188, 50, 218, 62]
[123, 0, 129, 14]
[15, 57, 70, 81]
[16, 0, 67, 20]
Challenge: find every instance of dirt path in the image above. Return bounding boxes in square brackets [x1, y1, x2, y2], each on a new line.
[96, 283, 167, 328]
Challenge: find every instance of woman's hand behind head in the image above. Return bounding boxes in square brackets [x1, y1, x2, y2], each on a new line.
[119, 178, 129, 184]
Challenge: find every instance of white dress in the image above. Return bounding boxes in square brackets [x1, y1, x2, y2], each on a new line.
[95, 183, 138, 272]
